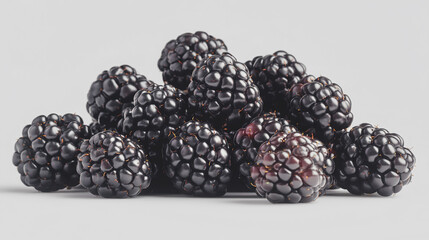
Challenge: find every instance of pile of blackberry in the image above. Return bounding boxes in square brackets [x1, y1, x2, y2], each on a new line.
[12, 31, 415, 203]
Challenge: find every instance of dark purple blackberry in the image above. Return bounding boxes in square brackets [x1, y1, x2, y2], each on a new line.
[245, 51, 306, 112]
[250, 132, 327, 203]
[77, 131, 152, 198]
[164, 121, 232, 196]
[188, 52, 263, 133]
[285, 75, 353, 144]
[233, 112, 298, 189]
[86, 65, 155, 128]
[158, 31, 228, 90]
[333, 123, 415, 196]
[117, 84, 188, 166]
[12, 114, 90, 192]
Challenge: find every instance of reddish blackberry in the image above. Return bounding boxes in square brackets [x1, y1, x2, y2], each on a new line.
[333, 123, 415, 196]
[188, 52, 263, 133]
[233, 112, 298, 189]
[86, 65, 155, 128]
[12, 114, 90, 192]
[158, 31, 228, 90]
[245, 51, 306, 111]
[285, 75, 353, 144]
[164, 121, 232, 196]
[251, 132, 327, 203]
[117, 84, 188, 167]
[77, 131, 152, 198]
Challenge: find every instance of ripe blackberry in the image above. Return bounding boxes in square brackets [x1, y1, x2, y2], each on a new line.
[333, 123, 415, 196]
[164, 121, 232, 196]
[117, 84, 188, 165]
[77, 131, 152, 198]
[246, 51, 307, 111]
[250, 132, 327, 203]
[158, 31, 228, 90]
[233, 112, 298, 189]
[12, 114, 90, 192]
[285, 75, 353, 143]
[188, 52, 263, 133]
[86, 65, 155, 128]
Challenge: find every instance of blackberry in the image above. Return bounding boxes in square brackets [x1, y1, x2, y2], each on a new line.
[164, 121, 232, 196]
[117, 84, 188, 165]
[333, 123, 415, 196]
[285, 75, 353, 143]
[251, 132, 327, 203]
[12, 114, 90, 192]
[233, 112, 298, 189]
[188, 52, 263, 133]
[77, 131, 152, 198]
[86, 65, 155, 128]
[158, 31, 228, 90]
[246, 51, 307, 111]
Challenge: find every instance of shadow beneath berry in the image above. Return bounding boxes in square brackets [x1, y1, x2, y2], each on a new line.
[0, 186, 88, 194]
[0, 187, 36, 194]
[224, 192, 258, 198]
[323, 190, 383, 198]
[142, 193, 192, 198]
[141, 192, 258, 199]
[226, 199, 267, 205]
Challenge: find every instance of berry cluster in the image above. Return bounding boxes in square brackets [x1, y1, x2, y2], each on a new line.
[12, 31, 415, 203]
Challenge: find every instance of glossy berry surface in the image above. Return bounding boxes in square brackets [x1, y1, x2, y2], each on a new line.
[164, 121, 232, 196]
[285, 75, 353, 143]
[333, 123, 415, 196]
[233, 112, 298, 189]
[188, 52, 263, 133]
[246, 50, 306, 112]
[12, 114, 90, 192]
[251, 132, 327, 203]
[117, 84, 188, 165]
[77, 131, 152, 198]
[158, 31, 228, 90]
[86, 65, 155, 128]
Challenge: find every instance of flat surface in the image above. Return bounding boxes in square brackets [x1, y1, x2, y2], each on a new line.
[0, 0, 428, 239]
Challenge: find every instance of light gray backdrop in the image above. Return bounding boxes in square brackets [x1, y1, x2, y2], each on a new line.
[0, 0, 428, 239]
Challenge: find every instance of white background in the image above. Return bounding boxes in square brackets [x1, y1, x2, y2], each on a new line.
[0, 0, 428, 239]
